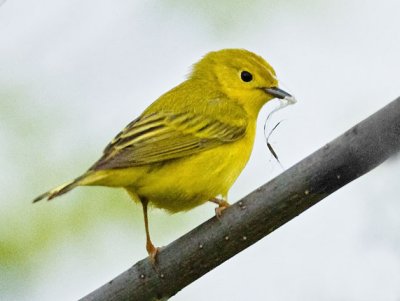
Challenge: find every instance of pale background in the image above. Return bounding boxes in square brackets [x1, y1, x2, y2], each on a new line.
[1, 0, 400, 300]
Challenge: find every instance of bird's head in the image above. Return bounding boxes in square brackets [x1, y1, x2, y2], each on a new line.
[191, 49, 296, 116]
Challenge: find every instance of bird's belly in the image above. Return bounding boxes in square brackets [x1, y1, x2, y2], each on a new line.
[133, 135, 254, 213]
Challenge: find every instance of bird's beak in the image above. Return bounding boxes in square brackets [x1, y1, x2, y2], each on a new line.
[264, 87, 297, 105]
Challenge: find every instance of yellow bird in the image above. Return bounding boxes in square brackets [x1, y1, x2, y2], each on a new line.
[33, 49, 295, 260]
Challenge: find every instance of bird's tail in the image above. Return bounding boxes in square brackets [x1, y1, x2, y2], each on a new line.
[32, 175, 86, 203]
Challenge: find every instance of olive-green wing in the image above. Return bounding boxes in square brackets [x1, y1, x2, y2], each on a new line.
[90, 111, 247, 170]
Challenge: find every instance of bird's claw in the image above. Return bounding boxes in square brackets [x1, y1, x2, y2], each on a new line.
[213, 199, 230, 219]
[147, 243, 160, 265]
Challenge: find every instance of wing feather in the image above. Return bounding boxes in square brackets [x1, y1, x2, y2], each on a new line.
[90, 110, 247, 170]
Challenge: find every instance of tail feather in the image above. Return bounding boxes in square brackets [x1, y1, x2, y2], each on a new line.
[32, 175, 84, 203]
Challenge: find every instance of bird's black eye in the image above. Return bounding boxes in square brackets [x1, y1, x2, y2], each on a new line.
[240, 71, 253, 82]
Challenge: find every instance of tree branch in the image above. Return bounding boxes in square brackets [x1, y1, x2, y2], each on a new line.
[81, 97, 400, 301]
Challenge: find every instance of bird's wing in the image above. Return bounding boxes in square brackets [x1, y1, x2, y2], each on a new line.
[90, 110, 247, 170]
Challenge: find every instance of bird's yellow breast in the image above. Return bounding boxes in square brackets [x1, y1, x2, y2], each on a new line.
[140, 123, 255, 212]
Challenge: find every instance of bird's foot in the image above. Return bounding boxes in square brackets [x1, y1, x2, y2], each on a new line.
[147, 242, 160, 265]
[210, 198, 230, 218]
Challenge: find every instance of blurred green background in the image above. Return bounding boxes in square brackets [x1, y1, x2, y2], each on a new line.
[1, 0, 400, 300]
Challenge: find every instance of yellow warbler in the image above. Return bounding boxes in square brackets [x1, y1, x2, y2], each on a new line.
[33, 49, 295, 260]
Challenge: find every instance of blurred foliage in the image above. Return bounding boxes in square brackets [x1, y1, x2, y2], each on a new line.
[163, 0, 267, 29]
[159, 0, 326, 36]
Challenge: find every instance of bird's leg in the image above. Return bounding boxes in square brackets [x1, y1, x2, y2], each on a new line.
[210, 197, 230, 218]
[140, 197, 159, 264]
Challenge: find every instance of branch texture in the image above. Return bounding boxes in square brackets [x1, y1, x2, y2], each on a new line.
[81, 97, 400, 301]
